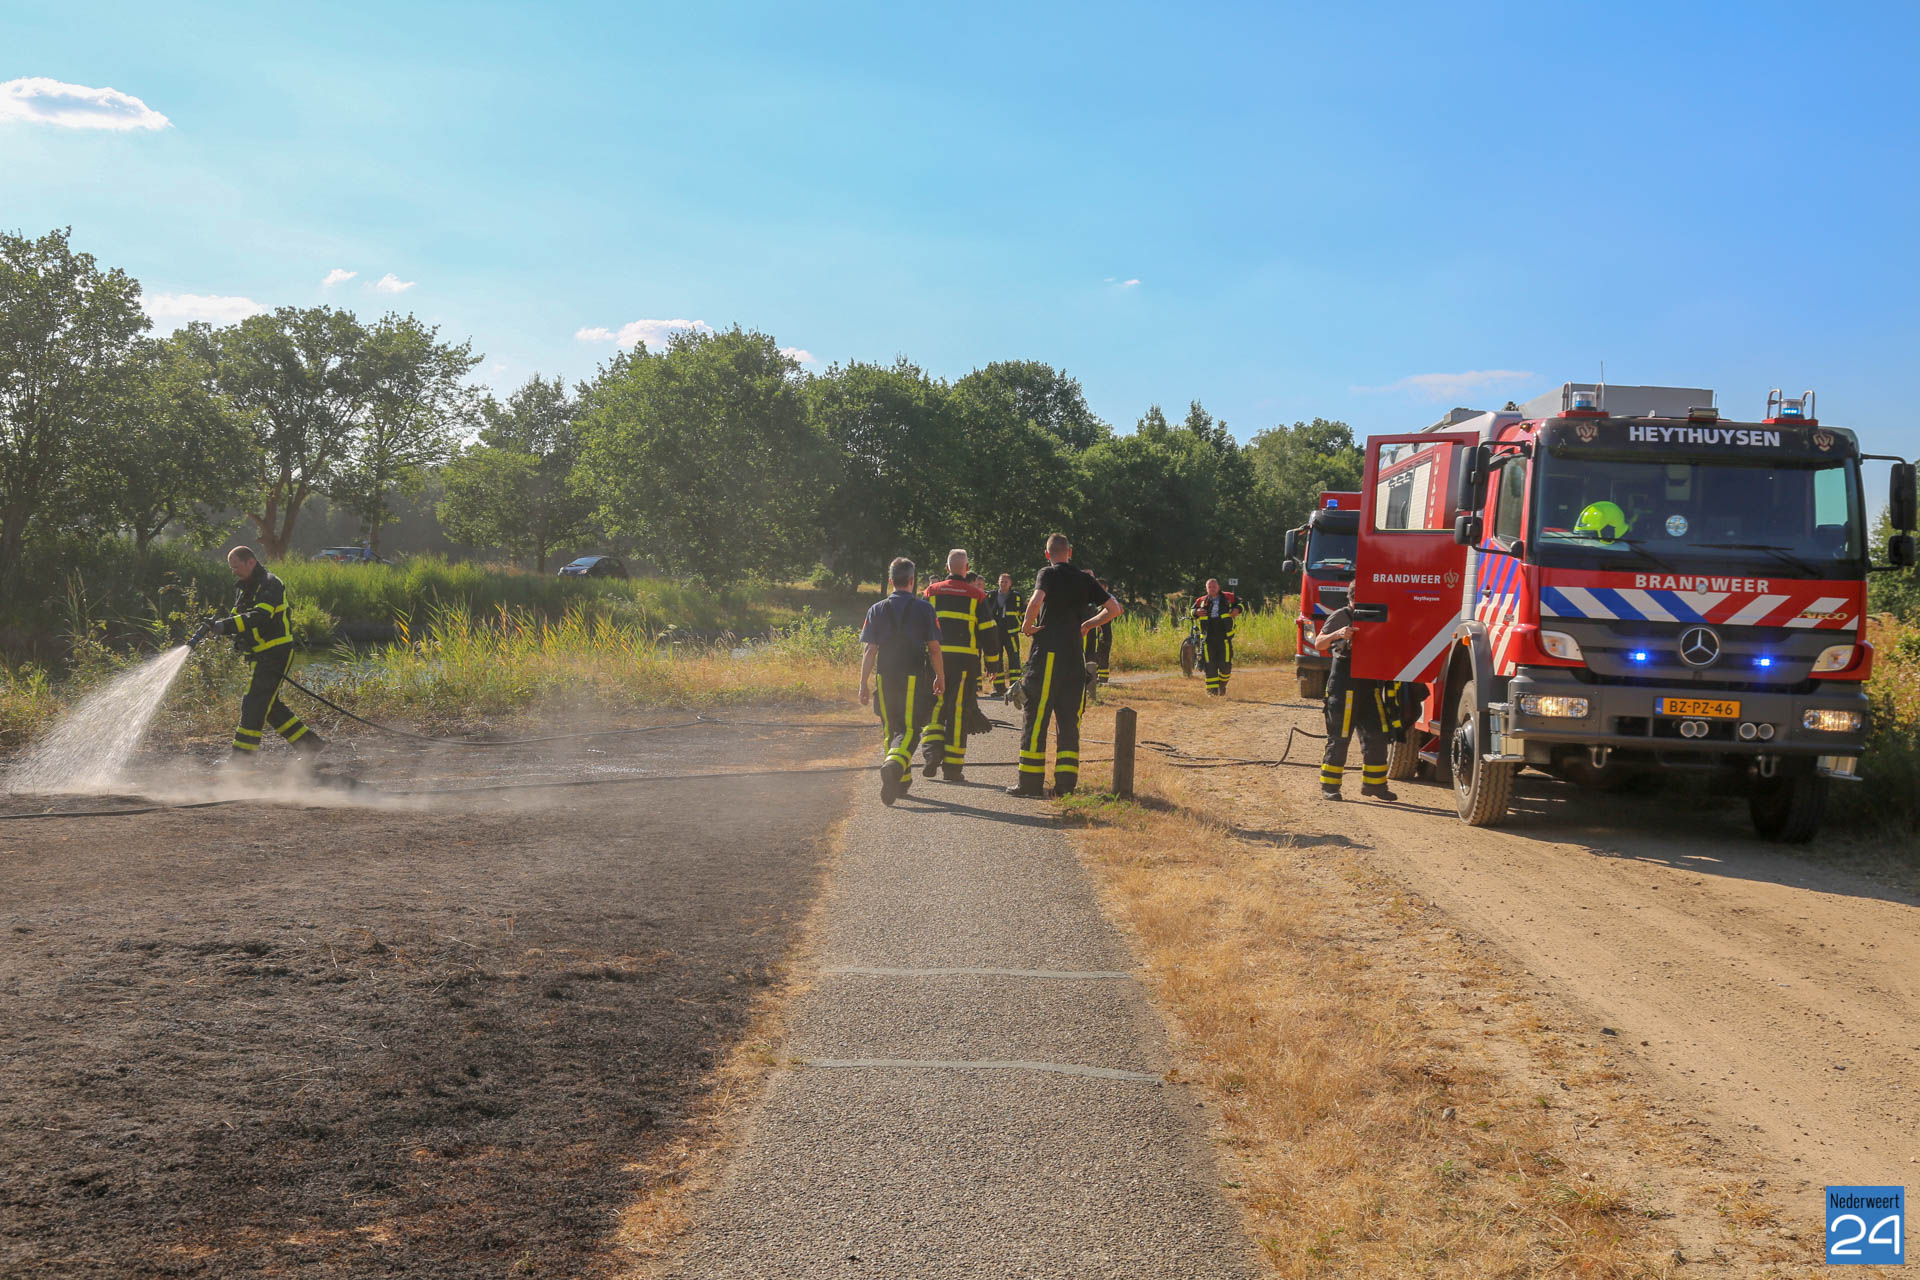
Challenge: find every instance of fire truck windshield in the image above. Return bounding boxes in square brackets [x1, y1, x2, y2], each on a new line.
[1530, 454, 1863, 580]
[1305, 528, 1357, 578]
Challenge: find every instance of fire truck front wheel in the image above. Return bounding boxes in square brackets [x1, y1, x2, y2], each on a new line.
[1748, 770, 1827, 844]
[1297, 666, 1328, 701]
[1451, 678, 1514, 827]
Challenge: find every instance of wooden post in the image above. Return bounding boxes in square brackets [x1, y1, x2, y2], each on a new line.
[1112, 707, 1136, 800]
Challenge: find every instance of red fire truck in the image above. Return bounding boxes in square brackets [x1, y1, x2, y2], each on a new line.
[1347, 383, 1916, 841]
[1283, 491, 1360, 699]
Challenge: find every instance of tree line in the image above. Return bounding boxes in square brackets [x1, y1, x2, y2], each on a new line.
[2, 226, 1368, 608]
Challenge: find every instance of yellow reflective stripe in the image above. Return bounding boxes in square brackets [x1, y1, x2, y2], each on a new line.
[1028, 654, 1055, 755]
[1342, 692, 1354, 737]
[283, 722, 310, 743]
[234, 727, 263, 740]
[231, 739, 261, 751]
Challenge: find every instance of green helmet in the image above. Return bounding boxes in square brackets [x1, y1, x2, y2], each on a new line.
[1575, 501, 1628, 543]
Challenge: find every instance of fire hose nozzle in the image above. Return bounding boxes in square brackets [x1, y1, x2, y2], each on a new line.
[187, 620, 216, 649]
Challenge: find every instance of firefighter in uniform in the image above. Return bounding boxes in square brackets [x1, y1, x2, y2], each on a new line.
[919, 551, 1005, 781]
[198, 547, 324, 765]
[858, 557, 944, 805]
[1083, 577, 1114, 687]
[1311, 600, 1399, 802]
[991, 572, 1023, 694]
[1190, 578, 1240, 696]
[1008, 534, 1122, 798]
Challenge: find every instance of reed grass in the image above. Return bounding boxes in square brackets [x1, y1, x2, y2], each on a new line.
[1107, 598, 1300, 671]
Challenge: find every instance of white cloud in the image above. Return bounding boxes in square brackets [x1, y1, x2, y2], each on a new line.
[575, 318, 715, 350]
[1103, 276, 1142, 288]
[0, 77, 170, 131]
[143, 292, 268, 330]
[321, 268, 356, 288]
[780, 346, 818, 365]
[373, 273, 416, 293]
[1355, 369, 1536, 401]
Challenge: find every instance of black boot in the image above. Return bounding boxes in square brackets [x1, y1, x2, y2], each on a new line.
[1005, 780, 1044, 797]
[1360, 783, 1398, 802]
[942, 765, 964, 782]
[881, 759, 904, 806]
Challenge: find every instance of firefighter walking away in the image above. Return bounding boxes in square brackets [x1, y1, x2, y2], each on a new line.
[857, 557, 944, 805]
[1311, 598, 1399, 802]
[1008, 533, 1121, 798]
[990, 572, 1023, 694]
[1191, 577, 1240, 696]
[919, 550, 1004, 781]
[1083, 577, 1114, 688]
[194, 546, 324, 768]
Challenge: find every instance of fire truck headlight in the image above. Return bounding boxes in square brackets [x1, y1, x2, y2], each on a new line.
[1538, 630, 1583, 661]
[1520, 694, 1589, 719]
[1802, 708, 1863, 733]
[1811, 644, 1856, 673]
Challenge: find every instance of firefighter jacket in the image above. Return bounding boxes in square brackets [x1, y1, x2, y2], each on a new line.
[925, 576, 1006, 670]
[1191, 590, 1240, 638]
[214, 563, 296, 657]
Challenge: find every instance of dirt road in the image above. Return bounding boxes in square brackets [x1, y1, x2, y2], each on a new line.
[0, 715, 862, 1279]
[1153, 675, 1919, 1188]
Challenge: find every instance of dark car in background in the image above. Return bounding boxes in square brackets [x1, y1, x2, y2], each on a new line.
[558, 555, 629, 579]
[317, 546, 389, 564]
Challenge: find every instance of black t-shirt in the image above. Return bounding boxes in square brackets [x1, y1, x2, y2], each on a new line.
[1031, 562, 1111, 652]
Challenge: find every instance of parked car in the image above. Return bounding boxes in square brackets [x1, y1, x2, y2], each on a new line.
[558, 555, 629, 579]
[316, 546, 389, 564]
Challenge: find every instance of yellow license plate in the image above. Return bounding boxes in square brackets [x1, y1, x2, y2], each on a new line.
[1656, 697, 1740, 719]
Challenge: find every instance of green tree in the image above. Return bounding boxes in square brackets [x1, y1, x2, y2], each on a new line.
[203, 306, 375, 559]
[83, 334, 259, 548]
[808, 359, 962, 582]
[1869, 511, 1920, 621]
[328, 314, 479, 553]
[1245, 417, 1364, 532]
[0, 227, 148, 580]
[948, 375, 1078, 583]
[439, 373, 596, 571]
[574, 328, 829, 583]
[954, 360, 1109, 452]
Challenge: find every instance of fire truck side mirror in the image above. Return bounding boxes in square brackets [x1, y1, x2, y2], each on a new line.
[1453, 513, 1483, 546]
[1891, 461, 1918, 532]
[1452, 444, 1489, 515]
[1891, 534, 1917, 570]
[1282, 558, 1300, 575]
[1283, 529, 1300, 560]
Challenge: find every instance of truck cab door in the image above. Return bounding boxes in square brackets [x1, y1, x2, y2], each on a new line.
[1349, 430, 1478, 682]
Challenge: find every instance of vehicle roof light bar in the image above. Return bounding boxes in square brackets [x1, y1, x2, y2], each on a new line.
[1765, 387, 1818, 425]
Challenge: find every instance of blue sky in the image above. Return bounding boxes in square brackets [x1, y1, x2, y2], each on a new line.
[5, 0, 1918, 458]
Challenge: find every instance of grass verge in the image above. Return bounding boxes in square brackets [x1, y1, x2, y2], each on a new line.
[1060, 675, 1698, 1277]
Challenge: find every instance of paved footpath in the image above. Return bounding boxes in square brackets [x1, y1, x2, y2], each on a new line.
[664, 725, 1258, 1279]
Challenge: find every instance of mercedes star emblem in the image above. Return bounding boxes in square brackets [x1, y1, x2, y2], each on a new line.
[1678, 626, 1721, 668]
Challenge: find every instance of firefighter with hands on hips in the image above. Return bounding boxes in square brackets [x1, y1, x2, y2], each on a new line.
[1310, 599, 1400, 803]
[857, 557, 944, 806]
[990, 572, 1023, 694]
[1190, 577, 1240, 696]
[189, 546, 325, 767]
[918, 551, 1005, 782]
[1007, 534, 1122, 798]
[1083, 577, 1114, 688]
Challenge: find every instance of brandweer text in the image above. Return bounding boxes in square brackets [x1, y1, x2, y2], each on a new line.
[1632, 575, 1772, 592]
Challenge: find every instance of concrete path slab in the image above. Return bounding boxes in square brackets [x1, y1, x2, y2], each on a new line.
[663, 728, 1258, 1279]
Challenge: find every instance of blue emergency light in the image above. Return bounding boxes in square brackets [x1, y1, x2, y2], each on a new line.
[1630, 650, 1650, 663]
[1755, 656, 1773, 668]
[1326, 498, 1339, 507]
